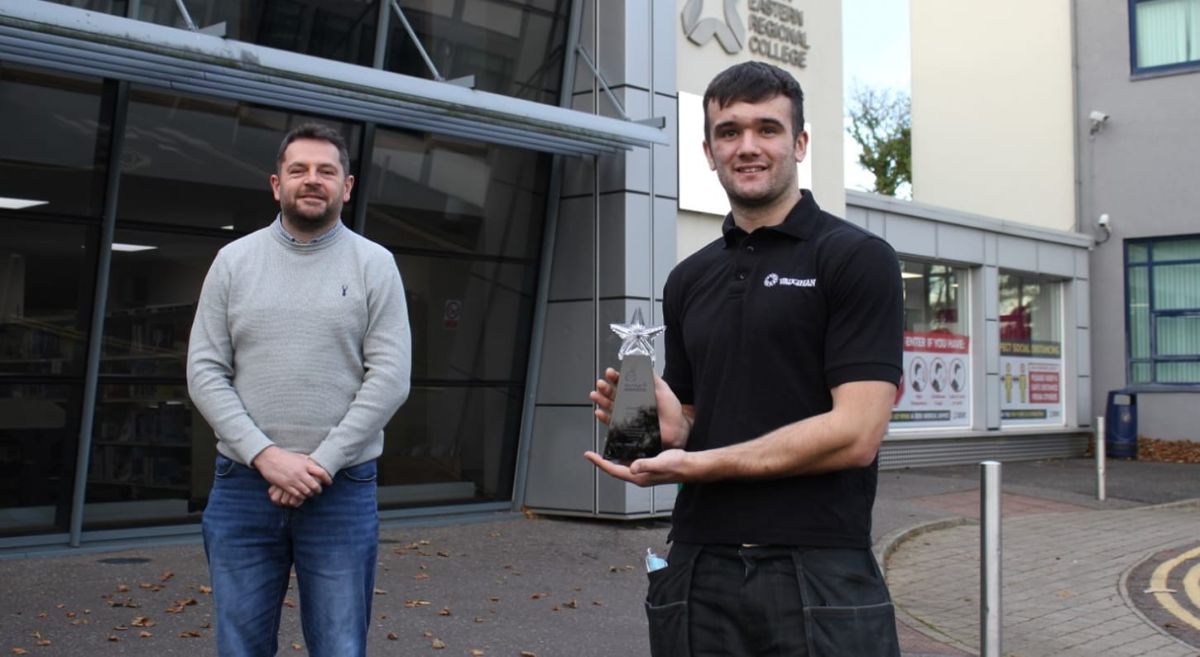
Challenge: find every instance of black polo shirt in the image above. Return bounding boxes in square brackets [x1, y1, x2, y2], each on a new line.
[662, 190, 903, 548]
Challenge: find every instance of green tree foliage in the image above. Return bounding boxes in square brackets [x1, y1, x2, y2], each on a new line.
[846, 85, 911, 197]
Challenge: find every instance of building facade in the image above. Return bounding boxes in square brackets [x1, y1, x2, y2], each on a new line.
[1077, 0, 1200, 442]
[0, 0, 669, 548]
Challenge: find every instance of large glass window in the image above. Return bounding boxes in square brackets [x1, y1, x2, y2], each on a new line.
[893, 260, 971, 429]
[365, 125, 549, 506]
[0, 64, 110, 219]
[1131, 0, 1200, 72]
[998, 273, 1064, 425]
[385, 0, 570, 104]
[84, 232, 228, 528]
[0, 220, 99, 537]
[0, 64, 108, 537]
[1126, 236, 1200, 384]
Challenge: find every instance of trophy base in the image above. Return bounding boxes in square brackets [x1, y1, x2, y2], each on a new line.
[603, 407, 663, 463]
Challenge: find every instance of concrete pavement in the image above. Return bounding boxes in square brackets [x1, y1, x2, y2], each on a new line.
[2, 458, 1198, 656]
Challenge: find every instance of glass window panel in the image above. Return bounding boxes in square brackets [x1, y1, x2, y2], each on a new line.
[378, 385, 520, 505]
[100, 230, 230, 377]
[1135, 0, 1200, 68]
[1128, 266, 1150, 359]
[126, 0, 379, 66]
[894, 260, 971, 428]
[1152, 237, 1200, 261]
[0, 383, 83, 537]
[386, 0, 569, 105]
[399, 255, 536, 382]
[1152, 263, 1200, 310]
[120, 87, 360, 232]
[1156, 315, 1200, 356]
[998, 273, 1064, 426]
[1132, 362, 1153, 383]
[84, 385, 211, 529]
[0, 64, 108, 219]
[1156, 361, 1200, 383]
[0, 219, 97, 376]
[366, 127, 549, 259]
[1128, 243, 1149, 263]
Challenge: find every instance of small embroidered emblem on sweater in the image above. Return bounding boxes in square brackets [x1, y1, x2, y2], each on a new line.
[342, 285, 348, 297]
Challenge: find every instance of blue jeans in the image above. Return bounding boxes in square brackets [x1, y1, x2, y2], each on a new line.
[202, 454, 379, 657]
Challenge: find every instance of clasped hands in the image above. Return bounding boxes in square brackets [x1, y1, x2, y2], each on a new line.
[252, 445, 333, 508]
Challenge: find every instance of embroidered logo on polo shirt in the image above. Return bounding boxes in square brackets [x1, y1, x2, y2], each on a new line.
[763, 273, 816, 288]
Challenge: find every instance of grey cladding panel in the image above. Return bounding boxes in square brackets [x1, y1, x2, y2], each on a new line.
[524, 406, 597, 513]
[538, 301, 597, 405]
[997, 235, 1038, 272]
[937, 224, 985, 264]
[549, 197, 595, 301]
[886, 215, 936, 258]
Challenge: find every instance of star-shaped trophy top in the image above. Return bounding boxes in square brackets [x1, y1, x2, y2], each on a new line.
[610, 308, 665, 361]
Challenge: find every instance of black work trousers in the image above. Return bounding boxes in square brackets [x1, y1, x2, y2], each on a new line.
[645, 543, 900, 657]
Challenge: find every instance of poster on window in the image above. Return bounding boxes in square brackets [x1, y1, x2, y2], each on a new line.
[892, 331, 971, 427]
[999, 341, 1062, 424]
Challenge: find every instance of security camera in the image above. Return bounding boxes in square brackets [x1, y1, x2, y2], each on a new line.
[1098, 213, 1110, 228]
[1089, 110, 1109, 123]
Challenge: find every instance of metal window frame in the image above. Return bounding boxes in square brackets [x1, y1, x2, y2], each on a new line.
[1127, 0, 1200, 77]
[1124, 235, 1200, 386]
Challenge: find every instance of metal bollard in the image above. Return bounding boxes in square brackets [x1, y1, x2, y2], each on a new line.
[1096, 416, 1106, 501]
[980, 461, 1002, 657]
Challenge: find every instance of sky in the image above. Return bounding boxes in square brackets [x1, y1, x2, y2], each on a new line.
[842, 0, 911, 192]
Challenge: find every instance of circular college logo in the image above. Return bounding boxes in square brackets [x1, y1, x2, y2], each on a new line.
[764, 273, 779, 287]
[681, 0, 746, 54]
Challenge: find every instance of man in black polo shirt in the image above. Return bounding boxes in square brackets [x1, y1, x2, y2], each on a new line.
[587, 61, 903, 656]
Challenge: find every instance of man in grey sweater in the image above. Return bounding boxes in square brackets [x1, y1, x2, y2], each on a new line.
[187, 123, 411, 657]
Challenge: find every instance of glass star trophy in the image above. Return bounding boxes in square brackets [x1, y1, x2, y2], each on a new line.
[602, 308, 666, 463]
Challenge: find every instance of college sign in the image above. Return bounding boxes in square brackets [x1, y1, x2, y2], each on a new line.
[681, 0, 810, 68]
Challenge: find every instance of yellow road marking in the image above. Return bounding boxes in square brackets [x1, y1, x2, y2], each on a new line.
[1185, 559, 1200, 610]
[1150, 545, 1200, 631]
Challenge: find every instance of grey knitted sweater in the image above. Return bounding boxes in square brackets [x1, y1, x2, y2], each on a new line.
[187, 220, 412, 477]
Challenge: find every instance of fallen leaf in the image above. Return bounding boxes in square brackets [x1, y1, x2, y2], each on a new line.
[139, 631, 153, 638]
[282, 598, 297, 609]
[530, 592, 547, 600]
[201, 622, 212, 629]
[436, 551, 451, 558]
[470, 650, 484, 656]
[374, 588, 387, 595]
[112, 625, 128, 631]
[414, 573, 430, 580]
[107, 636, 120, 642]
[166, 598, 198, 614]
[592, 600, 604, 606]
[473, 617, 488, 623]
[12, 649, 29, 655]
[179, 630, 202, 638]
[422, 630, 433, 638]
[291, 642, 302, 651]
[488, 597, 500, 602]
[159, 571, 175, 582]
[563, 599, 578, 609]
[197, 585, 212, 594]
[117, 584, 130, 593]
[520, 651, 536, 657]
[131, 616, 156, 627]
[431, 638, 446, 649]
[66, 612, 77, 619]
[404, 600, 431, 608]
[386, 632, 398, 641]
[438, 608, 451, 616]
[55, 604, 65, 609]
[34, 641, 49, 648]
[1056, 590, 1075, 599]
[139, 583, 164, 592]
[36, 613, 47, 619]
